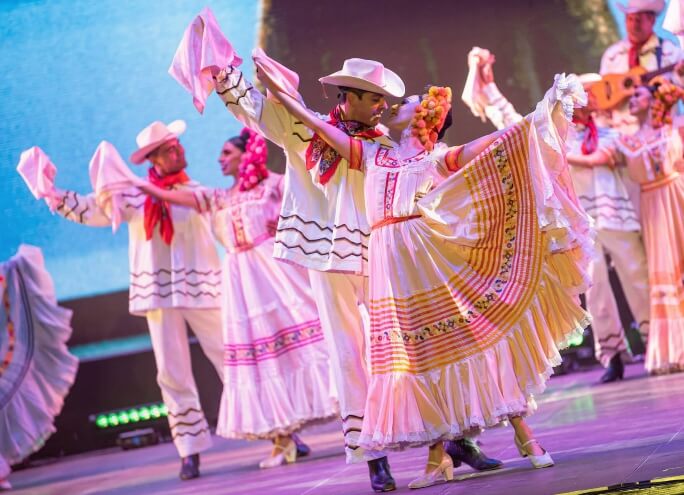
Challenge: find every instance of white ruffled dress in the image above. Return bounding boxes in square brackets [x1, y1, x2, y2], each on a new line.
[0, 245, 78, 476]
[194, 174, 337, 439]
[353, 76, 594, 450]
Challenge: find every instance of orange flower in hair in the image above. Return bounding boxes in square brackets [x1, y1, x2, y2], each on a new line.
[650, 81, 684, 129]
[410, 86, 452, 151]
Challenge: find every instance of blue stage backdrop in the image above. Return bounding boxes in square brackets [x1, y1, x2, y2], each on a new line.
[0, 0, 258, 300]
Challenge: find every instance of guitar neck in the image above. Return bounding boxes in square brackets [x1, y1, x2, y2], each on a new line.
[643, 63, 677, 80]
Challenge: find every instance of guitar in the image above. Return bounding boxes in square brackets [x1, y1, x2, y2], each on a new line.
[589, 63, 678, 110]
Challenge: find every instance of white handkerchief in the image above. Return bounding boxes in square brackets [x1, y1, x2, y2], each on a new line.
[169, 6, 243, 114]
[16, 146, 57, 199]
[89, 141, 145, 232]
[252, 47, 301, 101]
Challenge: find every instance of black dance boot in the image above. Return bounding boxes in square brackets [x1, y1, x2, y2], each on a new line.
[599, 353, 624, 383]
[445, 438, 503, 471]
[179, 453, 200, 480]
[292, 433, 311, 457]
[367, 456, 396, 492]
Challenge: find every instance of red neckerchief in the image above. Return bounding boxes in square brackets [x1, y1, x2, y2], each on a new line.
[144, 167, 190, 245]
[572, 114, 598, 155]
[628, 40, 646, 68]
[305, 105, 383, 185]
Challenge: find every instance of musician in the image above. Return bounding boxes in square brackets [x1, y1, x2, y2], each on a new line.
[600, 0, 684, 132]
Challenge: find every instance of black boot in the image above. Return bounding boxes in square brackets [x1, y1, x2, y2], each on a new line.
[445, 438, 503, 471]
[599, 353, 624, 383]
[292, 433, 311, 458]
[367, 457, 396, 492]
[179, 453, 200, 480]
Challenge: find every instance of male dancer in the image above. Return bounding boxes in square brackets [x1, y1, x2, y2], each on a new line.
[44, 121, 224, 480]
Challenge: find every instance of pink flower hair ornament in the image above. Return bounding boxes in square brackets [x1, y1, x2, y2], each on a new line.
[237, 128, 269, 191]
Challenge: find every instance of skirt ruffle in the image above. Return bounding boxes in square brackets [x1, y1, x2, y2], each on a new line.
[0, 245, 78, 465]
[216, 240, 337, 439]
[359, 264, 589, 451]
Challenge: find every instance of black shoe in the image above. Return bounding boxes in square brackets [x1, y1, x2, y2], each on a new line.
[179, 453, 200, 480]
[292, 433, 311, 458]
[599, 354, 624, 383]
[367, 457, 396, 492]
[445, 438, 503, 471]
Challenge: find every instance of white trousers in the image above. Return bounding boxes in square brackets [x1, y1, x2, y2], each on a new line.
[587, 230, 650, 367]
[145, 307, 224, 458]
[308, 270, 386, 463]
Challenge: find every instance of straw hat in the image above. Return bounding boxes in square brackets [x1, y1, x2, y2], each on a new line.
[130, 120, 186, 165]
[618, 0, 665, 14]
[319, 58, 405, 98]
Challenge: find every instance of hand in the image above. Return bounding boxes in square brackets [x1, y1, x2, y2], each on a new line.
[479, 58, 495, 85]
[468, 47, 495, 84]
[213, 67, 232, 92]
[43, 187, 62, 211]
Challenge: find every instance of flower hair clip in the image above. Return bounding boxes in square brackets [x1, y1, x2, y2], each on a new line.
[237, 128, 269, 191]
[650, 81, 684, 129]
[410, 86, 452, 152]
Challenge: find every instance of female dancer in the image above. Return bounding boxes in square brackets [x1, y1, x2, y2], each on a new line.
[0, 245, 78, 490]
[256, 67, 592, 488]
[577, 81, 684, 375]
[139, 129, 336, 468]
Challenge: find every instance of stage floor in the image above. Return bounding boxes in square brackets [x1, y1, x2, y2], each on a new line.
[10, 364, 684, 495]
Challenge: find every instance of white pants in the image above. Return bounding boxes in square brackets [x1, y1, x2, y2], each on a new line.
[145, 307, 224, 458]
[587, 230, 650, 367]
[308, 270, 386, 463]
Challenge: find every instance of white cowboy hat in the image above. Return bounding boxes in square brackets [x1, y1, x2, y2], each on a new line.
[130, 120, 186, 165]
[577, 73, 602, 86]
[319, 58, 405, 98]
[618, 0, 665, 14]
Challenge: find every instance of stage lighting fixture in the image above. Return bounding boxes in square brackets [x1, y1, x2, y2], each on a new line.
[116, 428, 160, 450]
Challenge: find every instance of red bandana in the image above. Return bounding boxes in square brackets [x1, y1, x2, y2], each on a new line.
[572, 114, 599, 155]
[144, 167, 190, 245]
[305, 106, 383, 185]
[628, 41, 646, 68]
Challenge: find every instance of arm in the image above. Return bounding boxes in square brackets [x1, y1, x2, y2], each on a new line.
[460, 127, 509, 166]
[567, 148, 615, 169]
[473, 53, 523, 130]
[137, 183, 197, 208]
[256, 68, 352, 162]
[214, 66, 296, 147]
[482, 83, 524, 130]
[46, 188, 113, 227]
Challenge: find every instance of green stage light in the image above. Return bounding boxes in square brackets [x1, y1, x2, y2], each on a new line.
[118, 411, 129, 424]
[95, 415, 108, 429]
[568, 332, 584, 347]
[108, 413, 119, 427]
[90, 402, 167, 429]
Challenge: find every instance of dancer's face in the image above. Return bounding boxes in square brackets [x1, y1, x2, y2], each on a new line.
[626, 12, 656, 45]
[149, 138, 187, 176]
[386, 95, 420, 132]
[629, 86, 651, 116]
[345, 90, 388, 126]
[218, 141, 242, 176]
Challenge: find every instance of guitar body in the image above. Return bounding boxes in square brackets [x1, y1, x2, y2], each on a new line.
[590, 62, 677, 110]
[589, 66, 648, 110]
